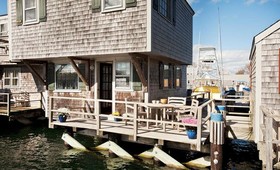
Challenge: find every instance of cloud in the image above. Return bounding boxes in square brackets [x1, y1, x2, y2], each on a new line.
[211, 0, 222, 3]
[192, 44, 250, 74]
[187, 0, 199, 5]
[245, 0, 255, 4]
[245, 0, 269, 5]
[194, 9, 203, 17]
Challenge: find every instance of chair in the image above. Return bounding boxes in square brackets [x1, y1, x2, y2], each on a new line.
[122, 97, 147, 125]
[176, 99, 199, 121]
[16, 91, 30, 107]
[166, 97, 187, 120]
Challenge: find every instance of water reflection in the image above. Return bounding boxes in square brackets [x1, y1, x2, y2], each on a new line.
[0, 120, 261, 170]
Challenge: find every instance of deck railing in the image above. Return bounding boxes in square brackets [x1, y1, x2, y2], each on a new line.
[0, 92, 43, 116]
[48, 96, 216, 151]
[260, 106, 280, 170]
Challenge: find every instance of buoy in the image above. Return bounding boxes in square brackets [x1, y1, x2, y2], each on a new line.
[61, 133, 88, 151]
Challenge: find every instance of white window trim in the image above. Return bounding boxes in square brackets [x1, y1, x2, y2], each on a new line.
[101, 0, 126, 13]
[23, 0, 39, 25]
[115, 60, 133, 90]
[54, 64, 80, 92]
[3, 68, 21, 88]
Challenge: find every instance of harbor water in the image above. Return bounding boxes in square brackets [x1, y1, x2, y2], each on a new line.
[0, 119, 262, 170]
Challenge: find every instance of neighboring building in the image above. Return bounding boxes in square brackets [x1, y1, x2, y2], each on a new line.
[249, 20, 280, 144]
[8, 0, 194, 114]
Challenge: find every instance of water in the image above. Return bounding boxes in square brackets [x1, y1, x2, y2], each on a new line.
[0, 119, 262, 170]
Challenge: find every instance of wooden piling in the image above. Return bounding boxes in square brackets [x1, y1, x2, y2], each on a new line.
[210, 113, 225, 170]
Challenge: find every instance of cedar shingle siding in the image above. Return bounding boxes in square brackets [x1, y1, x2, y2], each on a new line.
[11, 0, 147, 59]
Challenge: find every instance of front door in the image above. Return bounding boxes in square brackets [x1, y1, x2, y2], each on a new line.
[99, 63, 112, 114]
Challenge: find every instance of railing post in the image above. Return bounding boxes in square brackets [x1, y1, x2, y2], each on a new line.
[48, 96, 54, 128]
[265, 117, 273, 170]
[196, 106, 202, 151]
[7, 93, 10, 116]
[96, 99, 100, 136]
[133, 103, 138, 141]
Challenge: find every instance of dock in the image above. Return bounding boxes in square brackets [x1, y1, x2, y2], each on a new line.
[48, 95, 252, 152]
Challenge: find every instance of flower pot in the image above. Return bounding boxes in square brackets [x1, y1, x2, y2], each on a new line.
[211, 113, 223, 122]
[59, 115, 67, 122]
[187, 130, 197, 139]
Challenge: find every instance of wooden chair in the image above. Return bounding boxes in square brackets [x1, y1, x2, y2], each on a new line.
[166, 97, 187, 120]
[176, 99, 199, 121]
[122, 97, 147, 125]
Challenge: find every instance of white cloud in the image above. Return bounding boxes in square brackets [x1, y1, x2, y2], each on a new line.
[187, 0, 199, 5]
[245, 0, 255, 5]
[192, 44, 250, 74]
[211, 0, 222, 3]
[245, 0, 269, 5]
[194, 9, 203, 17]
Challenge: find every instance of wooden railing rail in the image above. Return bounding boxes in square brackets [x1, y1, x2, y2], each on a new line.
[48, 96, 215, 151]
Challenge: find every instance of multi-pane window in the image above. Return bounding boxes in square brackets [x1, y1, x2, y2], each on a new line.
[24, 0, 37, 23]
[163, 64, 170, 88]
[115, 61, 131, 89]
[3, 68, 20, 88]
[102, 0, 125, 12]
[174, 66, 182, 88]
[55, 64, 79, 90]
[159, 0, 171, 19]
[153, 0, 175, 22]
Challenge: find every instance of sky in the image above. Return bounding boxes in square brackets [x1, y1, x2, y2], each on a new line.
[0, 0, 280, 74]
[187, 0, 280, 74]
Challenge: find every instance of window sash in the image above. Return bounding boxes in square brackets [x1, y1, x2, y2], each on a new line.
[102, 0, 125, 12]
[175, 66, 181, 88]
[163, 64, 170, 88]
[24, 0, 38, 23]
[115, 61, 131, 89]
[55, 64, 79, 90]
[3, 69, 20, 87]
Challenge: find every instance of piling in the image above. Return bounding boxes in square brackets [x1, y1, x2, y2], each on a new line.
[210, 111, 225, 170]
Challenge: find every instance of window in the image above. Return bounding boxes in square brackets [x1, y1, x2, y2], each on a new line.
[115, 61, 131, 89]
[153, 0, 175, 23]
[55, 64, 79, 90]
[159, 0, 171, 19]
[0, 23, 7, 36]
[3, 68, 20, 88]
[163, 64, 170, 88]
[24, 0, 37, 23]
[102, 0, 125, 12]
[16, 0, 46, 25]
[174, 66, 182, 88]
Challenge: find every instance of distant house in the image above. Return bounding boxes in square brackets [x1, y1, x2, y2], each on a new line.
[249, 20, 280, 143]
[7, 0, 194, 114]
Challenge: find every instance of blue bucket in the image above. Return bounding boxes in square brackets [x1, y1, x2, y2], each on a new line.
[215, 105, 226, 113]
[211, 113, 223, 122]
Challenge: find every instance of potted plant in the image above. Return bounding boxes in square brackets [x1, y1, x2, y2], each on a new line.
[58, 112, 68, 122]
[182, 117, 197, 139]
[57, 108, 70, 122]
[112, 111, 121, 121]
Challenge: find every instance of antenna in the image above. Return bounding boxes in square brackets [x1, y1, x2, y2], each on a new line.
[217, 7, 224, 92]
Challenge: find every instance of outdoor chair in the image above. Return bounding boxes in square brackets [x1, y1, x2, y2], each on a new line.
[122, 97, 147, 125]
[176, 99, 199, 121]
[166, 97, 187, 120]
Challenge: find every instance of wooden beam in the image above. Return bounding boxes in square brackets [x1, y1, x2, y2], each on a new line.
[22, 60, 46, 85]
[129, 54, 148, 88]
[68, 57, 89, 88]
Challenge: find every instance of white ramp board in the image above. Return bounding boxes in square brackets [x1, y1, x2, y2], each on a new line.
[152, 146, 186, 169]
[61, 133, 87, 151]
[185, 156, 211, 168]
[96, 141, 134, 161]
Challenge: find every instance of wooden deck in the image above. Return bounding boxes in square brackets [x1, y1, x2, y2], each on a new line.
[51, 118, 209, 145]
[0, 106, 42, 116]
